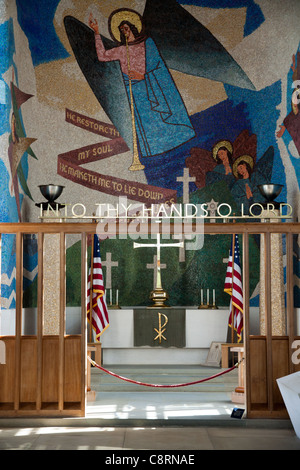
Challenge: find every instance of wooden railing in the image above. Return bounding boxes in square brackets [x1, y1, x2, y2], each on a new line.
[0, 221, 299, 418]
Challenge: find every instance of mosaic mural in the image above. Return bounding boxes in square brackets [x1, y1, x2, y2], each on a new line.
[0, 0, 299, 310]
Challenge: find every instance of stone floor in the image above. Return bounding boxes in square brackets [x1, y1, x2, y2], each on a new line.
[86, 364, 241, 420]
[0, 423, 299, 451]
[0, 365, 299, 450]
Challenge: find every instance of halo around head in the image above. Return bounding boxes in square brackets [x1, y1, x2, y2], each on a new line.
[108, 8, 143, 43]
[233, 154, 254, 178]
[212, 140, 233, 161]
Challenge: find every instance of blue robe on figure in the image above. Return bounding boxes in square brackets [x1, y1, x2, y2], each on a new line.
[123, 38, 195, 157]
[95, 31, 195, 158]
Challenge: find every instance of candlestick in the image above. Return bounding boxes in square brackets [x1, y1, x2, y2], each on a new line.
[212, 288, 218, 309]
[198, 287, 209, 309]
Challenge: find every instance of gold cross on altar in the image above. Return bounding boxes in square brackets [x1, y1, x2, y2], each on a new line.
[133, 234, 184, 307]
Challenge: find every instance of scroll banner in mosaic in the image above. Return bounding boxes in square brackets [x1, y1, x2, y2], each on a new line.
[57, 109, 177, 206]
[134, 308, 186, 348]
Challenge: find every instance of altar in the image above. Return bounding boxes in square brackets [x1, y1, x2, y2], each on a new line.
[1, 305, 262, 367]
[100, 307, 231, 365]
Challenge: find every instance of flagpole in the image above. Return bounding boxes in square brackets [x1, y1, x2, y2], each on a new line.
[89, 234, 94, 344]
[231, 233, 235, 346]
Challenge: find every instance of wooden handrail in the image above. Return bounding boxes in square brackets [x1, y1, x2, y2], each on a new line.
[0, 221, 299, 235]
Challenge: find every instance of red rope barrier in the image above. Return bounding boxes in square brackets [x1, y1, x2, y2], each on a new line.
[88, 356, 242, 388]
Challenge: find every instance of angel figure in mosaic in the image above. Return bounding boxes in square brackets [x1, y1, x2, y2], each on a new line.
[185, 129, 257, 190]
[64, 0, 255, 165]
[231, 146, 274, 211]
[87, 8, 195, 159]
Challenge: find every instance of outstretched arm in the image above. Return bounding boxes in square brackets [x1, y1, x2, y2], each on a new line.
[88, 13, 120, 63]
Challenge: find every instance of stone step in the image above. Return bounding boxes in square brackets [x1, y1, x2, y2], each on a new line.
[90, 365, 239, 393]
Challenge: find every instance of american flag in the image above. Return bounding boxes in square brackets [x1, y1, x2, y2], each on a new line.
[224, 234, 243, 342]
[87, 234, 109, 340]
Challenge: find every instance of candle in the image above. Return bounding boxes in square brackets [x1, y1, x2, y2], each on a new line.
[116, 289, 119, 305]
[110, 288, 112, 305]
[213, 289, 215, 304]
[207, 288, 209, 304]
[201, 289, 203, 304]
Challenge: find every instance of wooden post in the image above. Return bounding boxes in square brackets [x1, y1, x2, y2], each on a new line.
[81, 233, 87, 414]
[58, 232, 66, 411]
[231, 346, 245, 403]
[36, 232, 44, 410]
[93, 343, 102, 365]
[264, 231, 273, 412]
[243, 232, 251, 414]
[87, 345, 96, 401]
[286, 232, 295, 374]
[14, 232, 23, 411]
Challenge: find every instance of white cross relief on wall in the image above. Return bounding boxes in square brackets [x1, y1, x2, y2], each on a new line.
[102, 252, 118, 289]
[174, 167, 196, 262]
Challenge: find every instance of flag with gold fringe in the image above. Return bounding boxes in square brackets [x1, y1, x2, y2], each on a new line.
[224, 234, 243, 342]
[87, 234, 109, 341]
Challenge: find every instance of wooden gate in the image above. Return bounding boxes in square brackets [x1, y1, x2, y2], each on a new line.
[0, 222, 299, 418]
[0, 226, 88, 416]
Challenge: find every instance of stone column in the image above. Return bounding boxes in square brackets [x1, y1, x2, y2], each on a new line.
[42, 210, 62, 335]
[259, 209, 285, 335]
